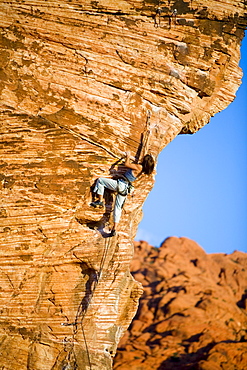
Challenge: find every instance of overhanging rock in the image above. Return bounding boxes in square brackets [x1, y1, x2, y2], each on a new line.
[0, 1, 246, 369]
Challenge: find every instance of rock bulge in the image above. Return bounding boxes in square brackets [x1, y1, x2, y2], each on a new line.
[0, 1, 246, 369]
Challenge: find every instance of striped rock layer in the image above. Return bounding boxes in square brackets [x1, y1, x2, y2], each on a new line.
[0, 1, 246, 369]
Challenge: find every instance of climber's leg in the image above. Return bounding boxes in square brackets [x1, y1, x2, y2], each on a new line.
[110, 193, 126, 235]
[91, 177, 118, 208]
[94, 177, 119, 194]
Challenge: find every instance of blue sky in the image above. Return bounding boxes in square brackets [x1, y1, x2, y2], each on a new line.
[136, 33, 247, 254]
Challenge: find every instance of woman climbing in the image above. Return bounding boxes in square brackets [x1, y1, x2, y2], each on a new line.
[90, 152, 155, 237]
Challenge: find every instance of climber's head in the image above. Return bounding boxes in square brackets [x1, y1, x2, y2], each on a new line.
[141, 154, 155, 175]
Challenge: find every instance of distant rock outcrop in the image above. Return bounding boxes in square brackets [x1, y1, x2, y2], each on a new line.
[114, 238, 247, 370]
[0, 0, 246, 369]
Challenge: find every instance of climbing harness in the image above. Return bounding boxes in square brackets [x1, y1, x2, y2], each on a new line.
[117, 177, 134, 196]
[117, 179, 128, 197]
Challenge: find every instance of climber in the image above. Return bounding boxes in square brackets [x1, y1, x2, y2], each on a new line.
[90, 152, 155, 237]
[154, 6, 162, 27]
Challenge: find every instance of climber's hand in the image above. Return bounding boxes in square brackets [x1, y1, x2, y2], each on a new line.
[125, 151, 135, 161]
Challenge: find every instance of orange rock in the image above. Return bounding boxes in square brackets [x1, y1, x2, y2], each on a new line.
[114, 238, 247, 369]
[0, 1, 246, 369]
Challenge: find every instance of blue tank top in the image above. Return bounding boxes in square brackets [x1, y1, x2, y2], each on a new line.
[124, 169, 136, 183]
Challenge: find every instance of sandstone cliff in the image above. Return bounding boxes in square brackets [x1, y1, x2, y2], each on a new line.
[0, 1, 246, 369]
[114, 239, 247, 370]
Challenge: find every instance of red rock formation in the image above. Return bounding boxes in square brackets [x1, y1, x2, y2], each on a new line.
[0, 0, 246, 369]
[114, 238, 247, 370]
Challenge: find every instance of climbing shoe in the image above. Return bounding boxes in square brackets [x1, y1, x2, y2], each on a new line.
[109, 229, 116, 237]
[90, 200, 104, 209]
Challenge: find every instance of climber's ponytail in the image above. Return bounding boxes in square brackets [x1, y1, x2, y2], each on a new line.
[141, 154, 155, 175]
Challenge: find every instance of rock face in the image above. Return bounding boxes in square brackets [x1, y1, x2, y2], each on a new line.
[114, 238, 247, 370]
[0, 1, 246, 369]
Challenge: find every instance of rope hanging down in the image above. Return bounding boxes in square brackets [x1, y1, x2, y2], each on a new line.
[60, 237, 112, 369]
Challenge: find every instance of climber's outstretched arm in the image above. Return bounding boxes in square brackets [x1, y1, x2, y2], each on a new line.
[124, 152, 142, 172]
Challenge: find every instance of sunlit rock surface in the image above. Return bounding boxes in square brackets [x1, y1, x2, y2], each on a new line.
[114, 239, 247, 370]
[0, 1, 246, 369]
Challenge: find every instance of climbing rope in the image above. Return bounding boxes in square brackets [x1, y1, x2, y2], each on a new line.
[38, 115, 120, 159]
[39, 115, 145, 161]
[60, 237, 112, 369]
[98, 237, 112, 281]
[43, 106, 154, 368]
[81, 326, 92, 369]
